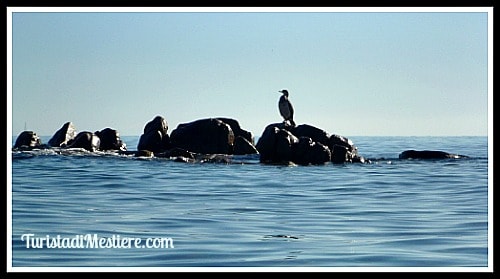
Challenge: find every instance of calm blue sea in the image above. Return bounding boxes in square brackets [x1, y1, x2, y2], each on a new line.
[9, 136, 490, 270]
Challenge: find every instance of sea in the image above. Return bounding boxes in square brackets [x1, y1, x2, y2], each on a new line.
[9, 135, 491, 271]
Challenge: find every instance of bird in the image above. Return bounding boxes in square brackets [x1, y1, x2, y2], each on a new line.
[278, 89, 296, 127]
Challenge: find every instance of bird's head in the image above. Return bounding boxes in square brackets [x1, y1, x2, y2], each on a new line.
[279, 89, 289, 97]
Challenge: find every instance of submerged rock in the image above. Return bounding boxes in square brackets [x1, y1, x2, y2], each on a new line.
[155, 147, 194, 160]
[134, 150, 154, 158]
[399, 150, 468, 159]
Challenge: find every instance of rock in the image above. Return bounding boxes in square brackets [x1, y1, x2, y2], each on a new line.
[399, 150, 468, 159]
[137, 131, 162, 153]
[275, 129, 299, 163]
[291, 137, 313, 165]
[216, 117, 254, 144]
[233, 136, 259, 155]
[255, 124, 280, 163]
[196, 154, 233, 164]
[329, 134, 356, 152]
[48, 122, 76, 147]
[66, 131, 100, 152]
[352, 155, 369, 164]
[308, 142, 331, 165]
[291, 124, 330, 147]
[95, 128, 126, 151]
[155, 147, 195, 159]
[174, 156, 193, 163]
[292, 137, 331, 165]
[14, 131, 42, 148]
[137, 116, 171, 153]
[331, 145, 349, 164]
[135, 150, 154, 158]
[329, 134, 362, 163]
[170, 118, 234, 154]
[257, 122, 362, 165]
[144, 115, 168, 135]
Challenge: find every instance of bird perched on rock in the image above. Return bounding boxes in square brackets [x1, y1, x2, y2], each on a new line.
[278, 89, 296, 127]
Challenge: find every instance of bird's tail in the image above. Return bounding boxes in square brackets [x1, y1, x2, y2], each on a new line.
[289, 119, 296, 127]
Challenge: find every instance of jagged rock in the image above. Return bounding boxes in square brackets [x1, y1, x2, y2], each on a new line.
[329, 134, 363, 163]
[233, 136, 259, 155]
[48, 122, 76, 147]
[329, 134, 356, 152]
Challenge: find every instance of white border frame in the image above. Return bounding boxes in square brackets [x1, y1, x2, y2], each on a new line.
[6, 6, 493, 273]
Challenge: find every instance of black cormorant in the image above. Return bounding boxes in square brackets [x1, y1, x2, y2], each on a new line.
[278, 89, 296, 127]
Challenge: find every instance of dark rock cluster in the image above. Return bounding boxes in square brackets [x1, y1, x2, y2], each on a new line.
[255, 123, 366, 165]
[12, 117, 365, 165]
[13, 116, 467, 164]
[13, 121, 126, 152]
[135, 116, 258, 161]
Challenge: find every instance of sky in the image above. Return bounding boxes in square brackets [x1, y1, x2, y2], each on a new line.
[8, 8, 491, 138]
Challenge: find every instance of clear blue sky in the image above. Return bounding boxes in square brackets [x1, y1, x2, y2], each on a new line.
[9, 8, 491, 137]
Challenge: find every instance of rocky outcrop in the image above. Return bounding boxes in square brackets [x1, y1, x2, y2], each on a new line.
[66, 131, 100, 152]
[169, 117, 258, 155]
[292, 124, 330, 147]
[13, 118, 471, 165]
[46, 122, 125, 152]
[215, 117, 254, 144]
[156, 147, 195, 160]
[233, 136, 259, 155]
[255, 123, 286, 163]
[256, 122, 366, 165]
[137, 116, 171, 153]
[170, 118, 234, 155]
[95, 128, 127, 151]
[14, 131, 42, 149]
[292, 136, 331, 165]
[399, 150, 469, 159]
[48, 122, 76, 147]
